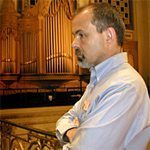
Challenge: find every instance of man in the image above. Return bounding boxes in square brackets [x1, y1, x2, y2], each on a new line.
[56, 2, 150, 150]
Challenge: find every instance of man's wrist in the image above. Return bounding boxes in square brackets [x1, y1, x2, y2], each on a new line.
[64, 127, 77, 143]
[63, 133, 70, 142]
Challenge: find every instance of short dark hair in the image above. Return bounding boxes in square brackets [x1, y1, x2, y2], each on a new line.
[77, 3, 125, 46]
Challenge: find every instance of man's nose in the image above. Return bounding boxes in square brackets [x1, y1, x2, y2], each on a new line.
[72, 42, 80, 55]
[72, 37, 79, 50]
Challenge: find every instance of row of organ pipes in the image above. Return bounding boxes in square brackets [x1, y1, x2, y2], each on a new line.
[44, 1, 73, 73]
[1, 31, 17, 73]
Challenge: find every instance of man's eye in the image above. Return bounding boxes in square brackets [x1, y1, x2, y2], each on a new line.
[79, 33, 83, 37]
[74, 33, 84, 39]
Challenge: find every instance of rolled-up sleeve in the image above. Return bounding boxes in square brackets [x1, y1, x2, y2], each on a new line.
[56, 97, 84, 143]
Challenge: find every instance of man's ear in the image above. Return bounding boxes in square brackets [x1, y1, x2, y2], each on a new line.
[105, 27, 116, 43]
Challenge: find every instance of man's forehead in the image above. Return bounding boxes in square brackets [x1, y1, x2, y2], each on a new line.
[81, 9, 90, 15]
[73, 8, 92, 23]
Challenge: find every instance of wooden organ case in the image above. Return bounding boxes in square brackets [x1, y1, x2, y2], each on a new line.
[0, 0, 75, 74]
[0, 0, 81, 88]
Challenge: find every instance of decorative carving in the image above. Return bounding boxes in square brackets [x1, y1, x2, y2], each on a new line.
[37, 0, 75, 18]
[38, 0, 52, 16]
[0, 0, 20, 40]
[22, 3, 39, 17]
[18, 16, 39, 33]
[18, 1, 39, 33]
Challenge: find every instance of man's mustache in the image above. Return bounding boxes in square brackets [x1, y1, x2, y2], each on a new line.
[74, 48, 85, 62]
[75, 48, 81, 55]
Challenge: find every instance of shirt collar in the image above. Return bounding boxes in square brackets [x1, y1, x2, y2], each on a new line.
[89, 52, 128, 83]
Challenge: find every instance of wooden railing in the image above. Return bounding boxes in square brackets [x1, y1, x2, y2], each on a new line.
[0, 119, 62, 150]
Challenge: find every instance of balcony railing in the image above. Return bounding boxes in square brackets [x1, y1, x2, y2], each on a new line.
[0, 119, 62, 150]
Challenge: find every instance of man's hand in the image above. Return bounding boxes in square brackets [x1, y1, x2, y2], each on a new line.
[66, 128, 77, 142]
[66, 117, 80, 142]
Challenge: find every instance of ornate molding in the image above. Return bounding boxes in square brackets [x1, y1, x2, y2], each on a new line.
[18, 16, 39, 33]
[0, 0, 20, 40]
[17, 0, 52, 33]
[38, 0, 52, 16]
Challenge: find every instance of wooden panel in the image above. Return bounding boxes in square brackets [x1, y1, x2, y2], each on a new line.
[123, 40, 138, 71]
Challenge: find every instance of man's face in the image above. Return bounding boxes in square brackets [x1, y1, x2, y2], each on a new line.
[72, 9, 107, 69]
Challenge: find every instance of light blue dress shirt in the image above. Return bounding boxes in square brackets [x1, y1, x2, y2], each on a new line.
[56, 52, 150, 150]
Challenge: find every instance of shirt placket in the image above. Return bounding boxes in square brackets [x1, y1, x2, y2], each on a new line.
[81, 68, 97, 120]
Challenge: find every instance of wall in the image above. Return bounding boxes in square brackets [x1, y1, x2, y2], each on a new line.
[133, 0, 150, 86]
[148, 0, 150, 90]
